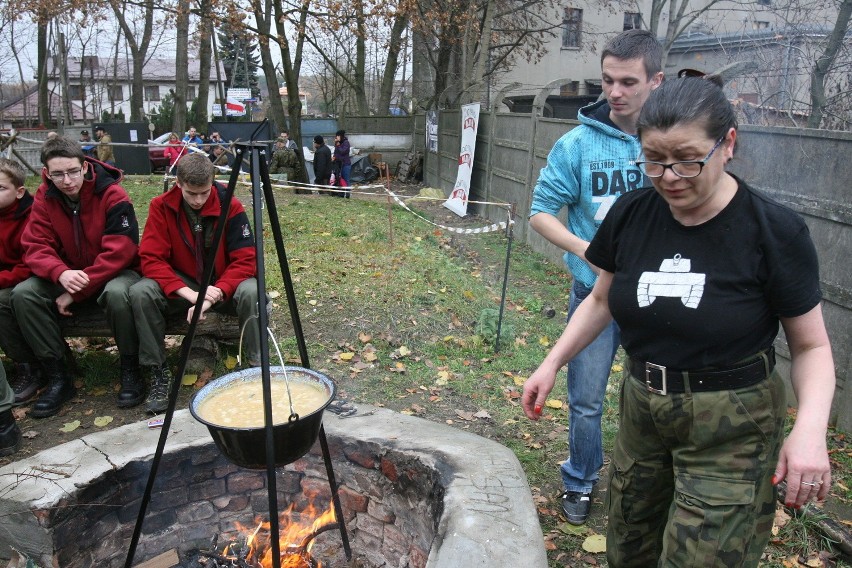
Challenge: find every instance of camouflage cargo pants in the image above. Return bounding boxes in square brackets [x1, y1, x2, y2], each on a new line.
[606, 366, 786, 567]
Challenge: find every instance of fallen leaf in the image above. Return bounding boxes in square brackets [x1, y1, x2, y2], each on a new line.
[94, 416, 114, 427]
[398, 346, 411, 356]
[84, 409, 95, 416]
[267, 290, 280, 299]
[582, 534, 606, 554]
[339, 352, 355, 361]
[182, 374, 198, 386]
[611, 363, 623, 373]
[308, 299, 318, 306]
[59, 420, 81, 433]
[557, 522, 588, 535]
[539, 336, 551, 346]
[21, 430, 39, 439]
[12, 408, 27, 420]
[545, 399, 563, 409]
[363, 351, 378, 362]
[473, 409, 492, 419]
[455, 410, 475, 421]
[358, 332, 372, 343]
[224, 355, 238, 370]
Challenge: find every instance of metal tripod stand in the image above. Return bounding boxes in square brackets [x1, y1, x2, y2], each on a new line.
[125, 130, 351, 568]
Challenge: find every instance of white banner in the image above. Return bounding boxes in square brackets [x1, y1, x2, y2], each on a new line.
[443, 103, 480, 217]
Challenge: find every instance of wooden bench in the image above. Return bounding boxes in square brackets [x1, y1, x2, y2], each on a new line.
[58, 311, 248, 372]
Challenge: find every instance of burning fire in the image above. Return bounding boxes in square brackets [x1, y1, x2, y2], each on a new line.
[224, 499, 338, 568]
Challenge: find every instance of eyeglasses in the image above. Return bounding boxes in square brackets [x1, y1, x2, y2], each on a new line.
[635, 136, 725, 179]
[48, 168, 84, 183]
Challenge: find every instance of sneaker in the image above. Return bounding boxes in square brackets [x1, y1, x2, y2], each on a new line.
[560, 490, 592, 525]
[145, 364, 173, 414]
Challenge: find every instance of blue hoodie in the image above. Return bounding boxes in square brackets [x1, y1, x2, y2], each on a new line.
[530, 100, 648, 289]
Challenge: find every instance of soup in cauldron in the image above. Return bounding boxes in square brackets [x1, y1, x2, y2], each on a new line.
[196, 378, 328, 428]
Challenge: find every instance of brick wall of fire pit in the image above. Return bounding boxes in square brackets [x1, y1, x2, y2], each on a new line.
[0, 406, 547, 568]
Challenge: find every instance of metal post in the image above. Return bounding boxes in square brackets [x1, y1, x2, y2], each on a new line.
[494, 205, 516, 353]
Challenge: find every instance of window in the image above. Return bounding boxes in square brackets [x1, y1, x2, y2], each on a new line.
[67, 85, 85, 100]
[623, 12, 642, 31]
[108, 85, 123, 102]
[562, 8, 583, 49]
[144, 86, 161, 101]
[187, 86, 196, 101]
[752, 20, 769, 30]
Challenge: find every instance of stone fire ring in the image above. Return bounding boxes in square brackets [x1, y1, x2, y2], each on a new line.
[0, 404, 547, 567]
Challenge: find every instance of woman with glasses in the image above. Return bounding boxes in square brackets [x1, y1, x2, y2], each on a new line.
[523, 76, 834, 567]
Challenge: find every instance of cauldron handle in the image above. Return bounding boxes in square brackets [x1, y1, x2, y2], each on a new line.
[240, 316, 297, 418]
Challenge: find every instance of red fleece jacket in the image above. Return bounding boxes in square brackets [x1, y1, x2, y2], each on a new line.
[0, 191, 34, 289]
[22, 158, 140, 302]
[140, 183, 256, 300]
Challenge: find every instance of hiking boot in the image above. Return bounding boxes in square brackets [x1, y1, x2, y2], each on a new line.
[561, 490, 592, 526]
[10, 362, 46, 406]
[30, 359, 76, 419]
[145, 364, 173, 414]
[0, 409, 22, 457]
[116, 360, 145, 408]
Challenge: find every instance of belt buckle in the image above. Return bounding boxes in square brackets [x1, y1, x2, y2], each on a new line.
[645, 362, 667, 395]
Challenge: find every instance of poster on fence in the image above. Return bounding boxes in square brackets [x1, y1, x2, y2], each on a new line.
[443, 103, 480, 217]
[426, 111, 438, 153]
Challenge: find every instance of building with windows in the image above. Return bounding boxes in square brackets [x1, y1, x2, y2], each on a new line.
[490, 0, 843, 121]
[43, 56, 225, 125]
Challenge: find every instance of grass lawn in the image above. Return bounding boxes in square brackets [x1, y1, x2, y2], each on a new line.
[11, 173, 850, 567]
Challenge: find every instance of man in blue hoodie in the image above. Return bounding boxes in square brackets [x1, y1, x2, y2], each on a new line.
[529, 29, 663, 525]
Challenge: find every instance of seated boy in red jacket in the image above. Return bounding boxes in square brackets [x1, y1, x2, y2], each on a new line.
[129, 153, 261, 414]
[0, 158, 37, 455]
[13, 137, 142, 418]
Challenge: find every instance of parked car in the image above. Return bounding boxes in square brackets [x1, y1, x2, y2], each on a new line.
[148, 132, 172, 171]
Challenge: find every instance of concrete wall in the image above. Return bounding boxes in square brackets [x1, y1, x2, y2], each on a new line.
[421, 109, 852, 432]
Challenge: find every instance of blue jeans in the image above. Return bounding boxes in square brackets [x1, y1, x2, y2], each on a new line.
[560, 281, 620, 494]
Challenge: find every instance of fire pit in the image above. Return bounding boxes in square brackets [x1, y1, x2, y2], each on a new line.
[0, 405, 546, 567]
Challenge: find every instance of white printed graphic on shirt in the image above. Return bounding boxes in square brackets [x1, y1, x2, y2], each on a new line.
[593, 195, 618, 221]
[637, 254, 705, 308]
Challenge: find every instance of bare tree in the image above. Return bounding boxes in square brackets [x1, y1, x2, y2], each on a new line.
[808, 0, 852, 127]
[109, 0, 155, 122]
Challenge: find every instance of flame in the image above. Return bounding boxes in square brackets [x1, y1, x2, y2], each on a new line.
[224, 498, 338, 568]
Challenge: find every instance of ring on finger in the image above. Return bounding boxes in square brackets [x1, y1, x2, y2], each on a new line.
[801, 481, 819, 487]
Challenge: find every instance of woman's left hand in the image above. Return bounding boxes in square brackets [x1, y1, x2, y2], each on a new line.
[773, 425, 831, 508]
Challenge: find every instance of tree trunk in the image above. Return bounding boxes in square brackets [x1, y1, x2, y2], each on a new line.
[173, 0, 190, 132]
[196, 0, 213, 129]
[352, 0, 369, 113]
[252, 0, 287, 130]
[110, 0, 155, 122]
[37, 10, 50, 127]
[377, 12, 410, 113]
[470, 0, 494, 105]
[808, 0, 852, 129]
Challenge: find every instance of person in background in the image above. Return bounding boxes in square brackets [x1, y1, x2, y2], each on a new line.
[0, 158, 43, 406]
[94, 126, 115, 166]
[13, 136, 142, 417]
[79, 130, 96, 158]
[129, 154, 260, 414]
[209, 144, 231, 168]
[527, 29, 663, 525]
[279, 130, 298, 151]
[269, 138, 299, 183]
[523, 76, 835, 567]
[312, 135, 332, 191]
[332, 129, 351, 197]
[182, 127, 204, 146]
[163, 132, 184, 170]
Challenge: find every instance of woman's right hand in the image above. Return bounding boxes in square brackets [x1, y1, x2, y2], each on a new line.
[522, 367, 558, 421]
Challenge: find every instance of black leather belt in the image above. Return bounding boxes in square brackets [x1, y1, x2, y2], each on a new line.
[628, 348, 775, 395]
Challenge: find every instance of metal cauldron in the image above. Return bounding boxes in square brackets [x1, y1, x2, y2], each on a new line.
[189, 366, 336, 469]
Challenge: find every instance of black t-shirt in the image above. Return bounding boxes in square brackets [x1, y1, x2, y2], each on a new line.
[586, 175, 821, 369]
